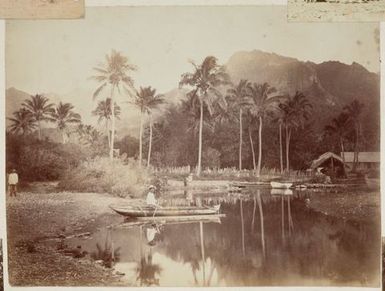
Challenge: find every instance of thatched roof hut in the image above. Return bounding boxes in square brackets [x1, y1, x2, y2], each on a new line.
[310, 152, 348, 177]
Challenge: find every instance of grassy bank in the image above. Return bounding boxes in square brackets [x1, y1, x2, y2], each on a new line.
[58, 157, 151, 197]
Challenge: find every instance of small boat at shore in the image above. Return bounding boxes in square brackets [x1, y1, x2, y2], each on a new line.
[110, 204, 221, 218]
[270, 181, 293, 189]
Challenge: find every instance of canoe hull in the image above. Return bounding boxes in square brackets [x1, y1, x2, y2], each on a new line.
[270, 181, 293, 189]
[110, 204, 221, 218]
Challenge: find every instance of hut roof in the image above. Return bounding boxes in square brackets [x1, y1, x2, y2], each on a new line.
[310, 152, 346, 170]
[342, 152, 380, 163]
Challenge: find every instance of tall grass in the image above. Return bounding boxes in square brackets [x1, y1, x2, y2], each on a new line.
[58, 156, 151, 197]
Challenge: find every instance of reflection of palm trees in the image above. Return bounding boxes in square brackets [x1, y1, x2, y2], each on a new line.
[136, 250, 162, 286]
[91, 231, 121, 268]
[240, 199, 245, 256]
[281, 195, 285, 241]
[287, 196, 294, 236]
[136, 226, 162, 286]
[256, 190, 266, 259]
[251, 196, 256, 232]
[200, 221, 206, 285]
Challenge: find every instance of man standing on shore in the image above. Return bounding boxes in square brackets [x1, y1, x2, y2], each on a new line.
[8, 169, 19, 197]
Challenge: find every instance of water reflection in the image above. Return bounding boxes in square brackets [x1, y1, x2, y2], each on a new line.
[68, 188, 379, 287]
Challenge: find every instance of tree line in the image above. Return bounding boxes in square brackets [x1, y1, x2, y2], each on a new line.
[8, 50, 367, 176]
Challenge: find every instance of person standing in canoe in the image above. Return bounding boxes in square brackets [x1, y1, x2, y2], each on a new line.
[8, 169, 19, 197]
[146, 185, 157, 206]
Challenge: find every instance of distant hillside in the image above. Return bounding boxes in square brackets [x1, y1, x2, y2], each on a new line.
[225, 50, 380, 134]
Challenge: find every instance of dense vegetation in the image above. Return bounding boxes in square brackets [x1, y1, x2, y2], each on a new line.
[6, 50, 375, 188]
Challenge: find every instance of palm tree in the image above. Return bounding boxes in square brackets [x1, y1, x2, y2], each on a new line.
[226, 79, 250, 171]
[246, 82, 278, 177]
[50, 102, 81, 143]
[76, 124, 103, 146]
[272, 98, 289, 173]
[179, 56, 229, 176]
[7, 108, 37, 136]
[244, 111, 257, 172]
[92, 98, 121, 149]
[22, 94, 54, 140]
[280, 91, 312, 171]
[133, 86, 165, 167]
[343, 99, 364, 172]
[91, 50, 136, 160]
[324, 112, 350, 162]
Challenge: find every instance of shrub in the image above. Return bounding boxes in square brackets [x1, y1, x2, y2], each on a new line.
[58, 156, 152, 197]
[6, 134, 89, 182]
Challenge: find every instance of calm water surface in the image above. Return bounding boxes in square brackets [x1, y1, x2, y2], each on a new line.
[69, 188, 380, 287]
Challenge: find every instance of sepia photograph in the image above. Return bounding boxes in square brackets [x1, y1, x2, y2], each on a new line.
[4, 5, 381, 287]
[0, 0, 84, 19]
[288, 0, 385, 22]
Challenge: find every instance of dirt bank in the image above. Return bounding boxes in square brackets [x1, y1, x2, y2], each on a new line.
[6, 192, 131, 286]
[306, 187, 380, 223]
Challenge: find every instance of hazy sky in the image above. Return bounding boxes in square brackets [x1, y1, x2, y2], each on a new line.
[6, 6, 379, 124]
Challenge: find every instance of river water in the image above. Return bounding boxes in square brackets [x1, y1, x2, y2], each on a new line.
[68, 188, 380, 287]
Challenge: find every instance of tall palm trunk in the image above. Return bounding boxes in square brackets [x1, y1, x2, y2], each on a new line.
[147, 114, 153, 168]
[239, 108, 243, 171]
[340, 137, 345, 162]
[285, 125, 292, 172]
[61, 130, 66, 144]
[197, 100, 204, 176]
[249, 126, 257, 172]
[279, 123, 284, 173]
[139, 111, 144, 167]
[353, 123, 359, 172]
[106, 119, 111, 149]
[38, 120, 42, 140]
[109, 86, 116, 160]
[256, 116, 263, 177]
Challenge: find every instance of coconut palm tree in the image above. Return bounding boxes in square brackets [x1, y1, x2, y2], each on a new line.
[272, 98, 289, 173]
[7, 108, 37, 136]
[280, 91, 312, 171]
[50, 102, 81, 143]
[77, 124, 103, 146]
[343, 99, 364, 172]
[92, 98, 121, 149]
[133, 86, 165, 167]
[226, 79, 250, 171]
[246, 82, 278, 177]
[91, 50, 136, 160]
[324, 112, 350, 163]
[22, 94, 54, 140]
[179, 56, 229, 176]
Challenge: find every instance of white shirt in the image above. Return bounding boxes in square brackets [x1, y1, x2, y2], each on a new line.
[8, 173, 18, 185]
[146, 191, 157, 205]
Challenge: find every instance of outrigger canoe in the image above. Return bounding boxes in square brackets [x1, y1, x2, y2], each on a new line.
[109, 204, 221, 218]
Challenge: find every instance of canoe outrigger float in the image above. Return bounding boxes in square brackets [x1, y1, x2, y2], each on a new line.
[109, 204, 221, 218]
